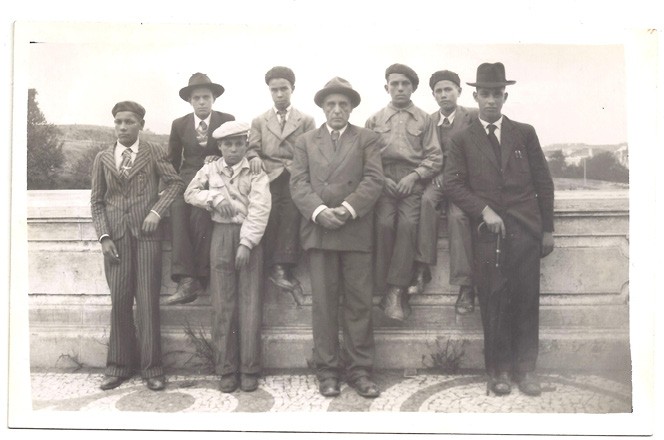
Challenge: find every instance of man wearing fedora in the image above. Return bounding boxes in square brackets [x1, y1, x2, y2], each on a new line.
[444, 62, 554, 396]
[290, 77, 384, 398]
[409, 70, 478, 316]
[247, 66, 315, 304]
[366, 63, 442, 322]
[164, 73, 235, 305]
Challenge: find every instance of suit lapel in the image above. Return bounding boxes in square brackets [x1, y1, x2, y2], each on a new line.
[206, 111, 223, 149]
[126, 140, 150, 180]
[330, 125, 357, 169]
[469, 119, 500, 171]
[266, 110, 284, 140]
[281, 108, 302, 140]
[500, 117, 516, 172]
[99, 145, 120, 179]
[313, 127, 336, 181]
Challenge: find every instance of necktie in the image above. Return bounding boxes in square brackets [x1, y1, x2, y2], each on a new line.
[119, 147, 133, 179]
[225, 166, 234, 177]
[487, 124, 502, 167]
[331, 130, 340, 151]
[277, 109, 287, 132]
[196, 120, 208, 146]
[442, 117, 451, 127]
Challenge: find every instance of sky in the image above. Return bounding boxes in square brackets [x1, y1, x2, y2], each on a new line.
[20, 22, 630, 147]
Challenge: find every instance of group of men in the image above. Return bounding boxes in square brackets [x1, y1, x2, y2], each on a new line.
[90, 61, 554, 399]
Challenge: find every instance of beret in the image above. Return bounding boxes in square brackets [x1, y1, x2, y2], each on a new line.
[111, 101, 146, 119]
[385, 63, 419, 91]
[265, 66, 295, 87]
[429, 70, 461, 90]
[212, 121, 251, 140]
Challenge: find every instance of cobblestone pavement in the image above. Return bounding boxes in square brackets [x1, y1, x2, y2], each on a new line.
[31, 369, 631, 414]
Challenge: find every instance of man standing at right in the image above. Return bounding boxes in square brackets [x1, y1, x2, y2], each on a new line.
[444, 62, 554, 396]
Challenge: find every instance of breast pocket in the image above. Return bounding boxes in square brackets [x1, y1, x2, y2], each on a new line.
[136, 171, 148, 195]
[511, 146, 532, 177]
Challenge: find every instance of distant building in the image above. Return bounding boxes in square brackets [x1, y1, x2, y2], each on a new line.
[565, 147, 593, 166]
[614, 145, 629, 168]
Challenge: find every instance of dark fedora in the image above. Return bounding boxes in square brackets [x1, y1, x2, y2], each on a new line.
[314, 77, 361, 108]
[466, 62, 516, 88]
[179, 73, 225, 101]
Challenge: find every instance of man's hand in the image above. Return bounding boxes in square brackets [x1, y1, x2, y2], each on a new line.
[384, 178, 398, 198]
[330, 206, 352, 224]
[235, 244, 251, 269]
[100, 237, 120, 264]
[432, 173, 444, 190]
[317, 208, 345, 230]
[541, 232, 554, 258]
[204, 155, 221, 164]
[249, 157, 264, 175]
[396, 172, 419, 198]
[481, 206, 506, 238]
[141, 211, 161, 235]
[216, 199, 237, 218]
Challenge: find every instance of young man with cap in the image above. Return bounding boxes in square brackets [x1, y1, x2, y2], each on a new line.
[247, 66, 315, 304]
[290, 77, 384, 398]
[184, 121, 271, 393]
[163, 73, 235, 306]
[444, 62, 554, 396]
[409, 70, 478, 316]
[90, 101, 184, 391]
[366, 63, 442, 322]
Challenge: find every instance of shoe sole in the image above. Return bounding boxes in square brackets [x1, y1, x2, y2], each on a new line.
[163, 292, 199, 306]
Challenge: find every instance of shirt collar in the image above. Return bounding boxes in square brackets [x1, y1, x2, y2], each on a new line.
[273, 105, 292, 115]
[438, 108, 457, 126]
[326, 124, 348, 136]
[115, 138, 139, 153]
[479, 115, 504, 132]
[220, 157, 249, 175]
[194, 113, 212, 127]
[386, 101, 417, 119]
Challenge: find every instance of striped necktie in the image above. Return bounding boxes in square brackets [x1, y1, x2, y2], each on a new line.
[119, 147, 133, 179]
[277, 109, 287, 132]
[196, 120, 208, 146]
[331, 130, 340, 151]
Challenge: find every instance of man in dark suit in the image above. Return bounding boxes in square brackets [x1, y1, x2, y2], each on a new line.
[290, 77, 384, 398]
[90, 101, 184, 391]
[410, 70, 478, 316]
[444, 63, 554, 396]
[163, 73, 235, 305]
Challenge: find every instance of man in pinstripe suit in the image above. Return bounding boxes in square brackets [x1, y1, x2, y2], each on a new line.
[90, 101, 184, 391]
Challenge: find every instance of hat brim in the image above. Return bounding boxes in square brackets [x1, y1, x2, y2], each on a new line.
[179, 83, 225, 101]
[314, 87, 361, 108]
[466, 80, 516, 87]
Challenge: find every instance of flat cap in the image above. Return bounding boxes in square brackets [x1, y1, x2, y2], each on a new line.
[212, 121, 250, 140]
[112, 101, 146, 119]
[429, 70, 461, 90]
[265, 66, 295, 87]
[385, 63, 419, 91]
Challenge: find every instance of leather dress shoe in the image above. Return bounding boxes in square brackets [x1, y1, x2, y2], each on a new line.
[380, 286, 406, 321]
[99, 375, 127, 390]
[349, 376, 380, 398]
[401, 291, 412, 320]
[454, 285, 475, 315]
[318, 378, 340, 397]
[145, 376, 166, 391]
[219, 373, 239, 393]
[488, 371, 512, 396]
[269, 265, 296, 290]
[163, 277, 201, 305]
[240, 373, 259, 392]
[407, 264, 431, 295]
[517, 372, 542, 396]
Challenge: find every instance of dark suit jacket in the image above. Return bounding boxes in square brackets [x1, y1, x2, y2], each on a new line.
[290, 124, 384, 252]
[168, 110, 235, 183]
[431, 105, 478, 158]
[90, 141, 184, 241]
[443, 116, 554, 238]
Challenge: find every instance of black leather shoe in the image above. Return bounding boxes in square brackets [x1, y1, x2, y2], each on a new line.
[407, 264, 427, 295]
[349, 376, 380, 398]
[240, 373, 259, 392]
[382, 286, 406, 321]
[219, 374, 239, 393]
[488, 372, 512, 396]
[99, 375, 127, 390]
[401, 291, 412, 320]
[517, 372, 542, 396]
[163, 277, 201, 305]
[318, 378, 340, 397]
[455, 285, 475, 315]
[269, 265, 296, 290]
[145, 376, 166, 391]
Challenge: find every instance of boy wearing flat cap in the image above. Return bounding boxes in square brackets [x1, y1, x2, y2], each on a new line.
[91, 101, 184, 391]
[409, 70, 478, 316]
[444, 62, 554, 396]
[366, 63, 442, 322]
[247, 66, 315, 304]
[164, 73, 235, 306]
[184, 121, 271, 393]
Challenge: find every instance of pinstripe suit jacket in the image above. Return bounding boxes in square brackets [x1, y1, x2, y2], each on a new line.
[90, 140, 184, 241]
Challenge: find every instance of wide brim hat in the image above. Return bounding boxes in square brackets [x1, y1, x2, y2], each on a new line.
[179, 72, 225, 101]
[466, 62, 516, 88]
[314, 76, 361, 108]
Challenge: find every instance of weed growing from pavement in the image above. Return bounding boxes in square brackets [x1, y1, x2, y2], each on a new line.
[182, 320, 216, 374]
[422, 338, 468, 374]
[56, 351, 84, 372]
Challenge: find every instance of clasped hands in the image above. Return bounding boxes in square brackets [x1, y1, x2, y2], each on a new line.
[384, 172, 419, 199]
[317, 206, 352, 230]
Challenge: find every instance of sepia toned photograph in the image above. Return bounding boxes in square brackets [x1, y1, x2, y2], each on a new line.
[6, 3, 660, 437]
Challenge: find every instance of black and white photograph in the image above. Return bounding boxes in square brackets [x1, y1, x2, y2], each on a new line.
[4, 1, 661, 437]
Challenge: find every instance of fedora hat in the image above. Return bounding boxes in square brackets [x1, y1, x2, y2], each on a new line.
[466, 62, 516, 88]
[314, 76, 361, 108]
[179, 73, 225, 101]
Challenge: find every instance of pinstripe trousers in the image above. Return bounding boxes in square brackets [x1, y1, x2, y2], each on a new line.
[209, 223, 263, 376]
[104, 233, 163, 379]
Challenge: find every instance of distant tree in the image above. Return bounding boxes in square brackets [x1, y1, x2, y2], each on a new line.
[545, 150, 567, 177]
[585, 151, 629, 183]
[64, 142, 108, 189]
[27, 89, 65, 189]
